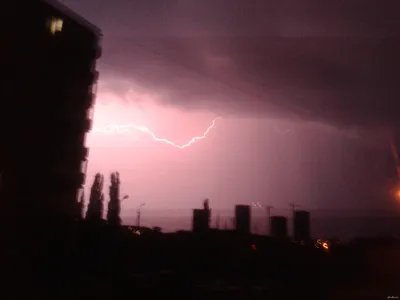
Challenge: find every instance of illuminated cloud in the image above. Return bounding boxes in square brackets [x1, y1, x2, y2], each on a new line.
[61, 0, 400, 130]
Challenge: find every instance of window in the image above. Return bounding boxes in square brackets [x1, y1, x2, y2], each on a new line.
[49, 17, 63, 35]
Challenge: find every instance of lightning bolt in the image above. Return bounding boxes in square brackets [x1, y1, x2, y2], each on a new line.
[90, 118, 218, 149]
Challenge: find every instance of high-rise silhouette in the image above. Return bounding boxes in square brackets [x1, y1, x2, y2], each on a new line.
[294, 211, 311, 241]
[192, 200, 211, 233]
[270, 216, 288, 239]
[0, 0, 102, 274]
[235, 205, 251, 235]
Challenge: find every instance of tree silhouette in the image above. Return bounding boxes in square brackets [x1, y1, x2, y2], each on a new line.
[85, 173, 104, 221]
[107, 172, 121, 226]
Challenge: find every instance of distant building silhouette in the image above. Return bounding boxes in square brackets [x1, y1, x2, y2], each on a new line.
[192, 209, 209, 233]
[270, 216, 288, 238]
[1, 0, 101, 234]
[294, 210, 311, 241]
[235, 205, 251, 235]
[192, 199, 211, 233]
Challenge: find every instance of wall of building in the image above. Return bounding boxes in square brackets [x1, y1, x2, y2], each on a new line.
[0, 1, 101, 245]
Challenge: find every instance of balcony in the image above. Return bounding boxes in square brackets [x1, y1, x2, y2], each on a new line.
[62, 147, 89, 162]
[83, 70, 99, 86]
[95, 45, 102, 59]
[59, 117, 92, 133]
[80, 159, 88, 175]
[84, 118, 92, 132]
[82, 147, 89, 160]
[92, 70, 99, 83]
[85, 91, 95, 108]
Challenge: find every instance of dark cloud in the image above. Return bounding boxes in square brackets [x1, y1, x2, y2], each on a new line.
[65, 0, 400, 129]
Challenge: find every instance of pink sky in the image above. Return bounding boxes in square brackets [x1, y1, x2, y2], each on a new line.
[83, 85, 400, 236]
[59, 0, 400, 237]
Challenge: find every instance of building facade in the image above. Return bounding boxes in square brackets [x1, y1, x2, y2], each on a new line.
[293, 210, 311, 241]
[192, 209, 210, 233]
[270, 216, 288, 239]
[235, 205, 251, 235]
[0, 0, 101, 239]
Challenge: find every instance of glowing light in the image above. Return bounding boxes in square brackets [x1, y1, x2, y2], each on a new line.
[90, 118, 218, 149]
[49, 18, 63, 35]
[322, 242, 329, 250]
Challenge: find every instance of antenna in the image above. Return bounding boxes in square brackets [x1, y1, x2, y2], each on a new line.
[289, 203, 296, 215]
[266, 205, 273, 235]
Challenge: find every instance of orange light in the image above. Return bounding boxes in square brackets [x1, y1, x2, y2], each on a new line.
[322, 242, 329, 250]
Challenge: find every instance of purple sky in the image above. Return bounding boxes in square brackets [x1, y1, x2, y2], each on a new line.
[61, 0, 400, 237]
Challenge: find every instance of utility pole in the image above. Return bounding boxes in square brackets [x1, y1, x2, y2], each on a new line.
[136, 203, 145, 229]
[289, 203, 297, 239]
[266, 205, 273, 235]
[289, 203, 296, 215]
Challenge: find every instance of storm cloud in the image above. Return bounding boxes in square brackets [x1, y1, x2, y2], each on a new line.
[67, 0, 400, 128]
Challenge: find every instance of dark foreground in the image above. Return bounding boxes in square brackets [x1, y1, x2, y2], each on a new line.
[3, 224, 400, 299]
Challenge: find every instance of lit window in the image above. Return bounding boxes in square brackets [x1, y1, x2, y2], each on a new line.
[49, 17, 63, 35]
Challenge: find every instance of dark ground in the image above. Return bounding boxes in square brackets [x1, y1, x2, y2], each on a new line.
[3, 223, 400, 299]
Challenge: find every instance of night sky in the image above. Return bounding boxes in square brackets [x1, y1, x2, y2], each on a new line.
[62, 0, 400, 238]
